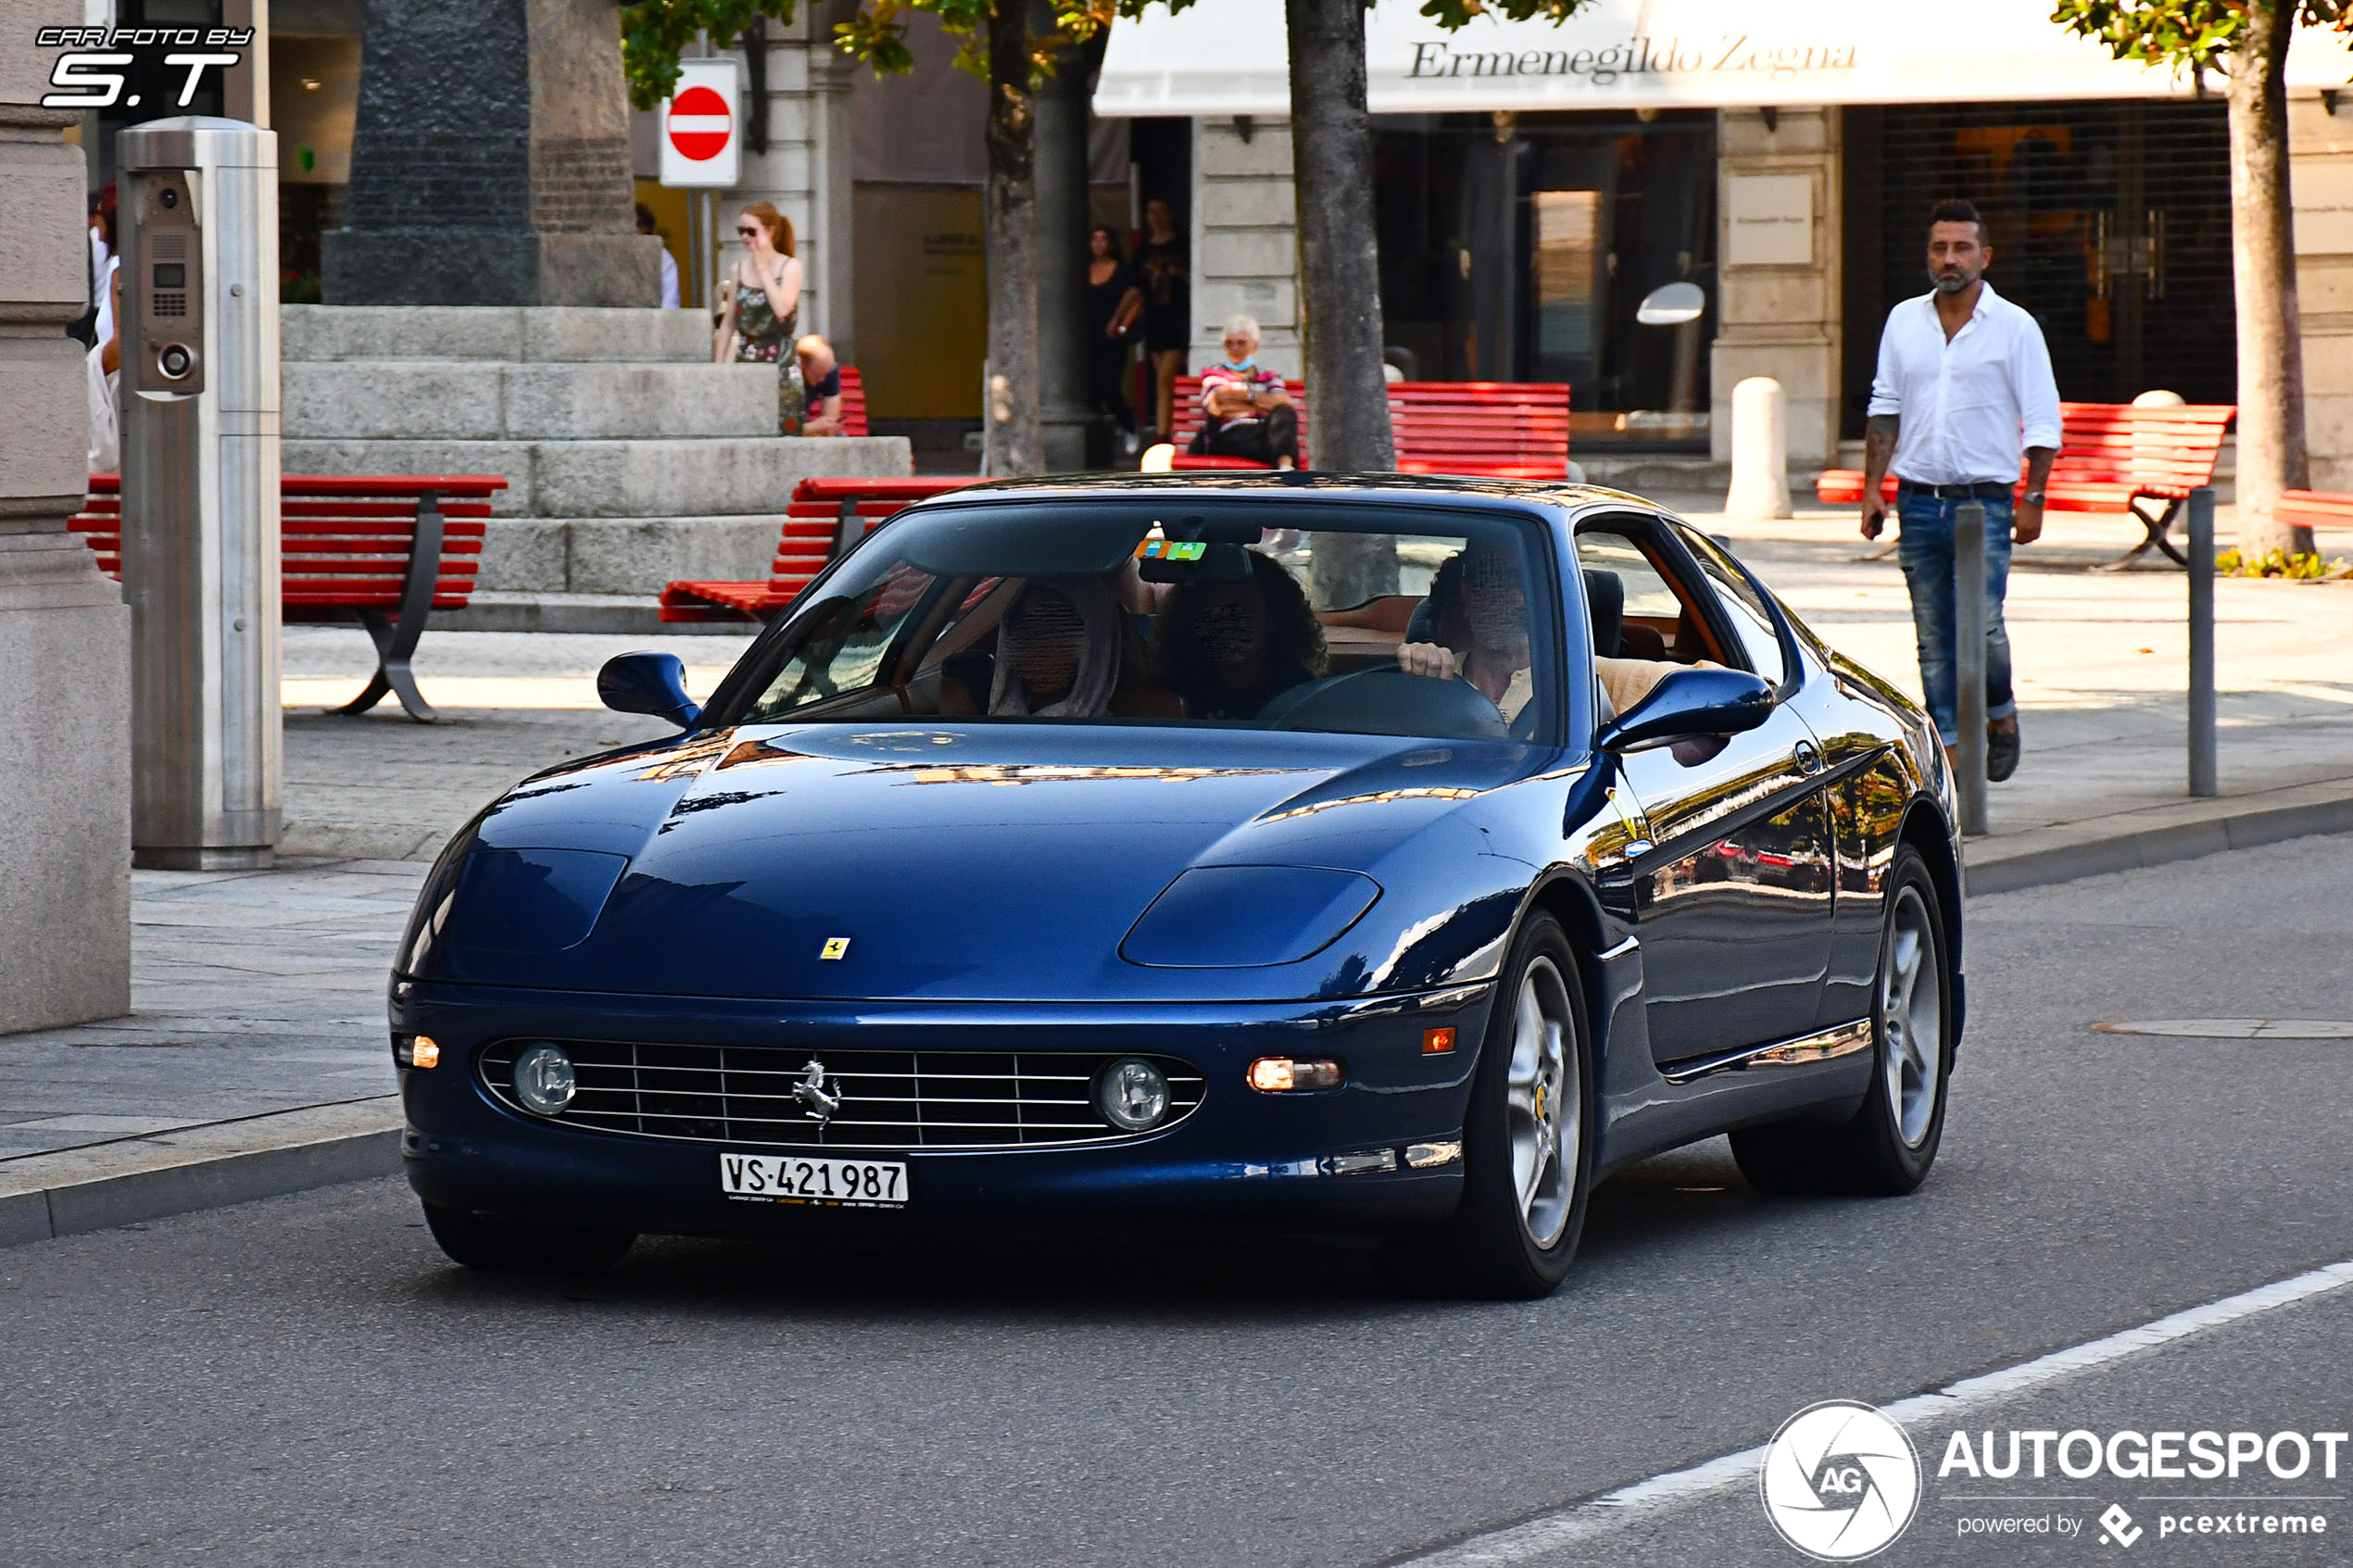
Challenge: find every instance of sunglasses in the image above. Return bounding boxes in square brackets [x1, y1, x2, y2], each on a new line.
[736, 225, 761, 237]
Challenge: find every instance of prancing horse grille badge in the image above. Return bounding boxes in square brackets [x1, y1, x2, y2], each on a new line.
[792, 1060, 842, 1123]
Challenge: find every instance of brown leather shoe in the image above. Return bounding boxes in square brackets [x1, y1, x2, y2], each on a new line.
[1988, 720, 2021, 782]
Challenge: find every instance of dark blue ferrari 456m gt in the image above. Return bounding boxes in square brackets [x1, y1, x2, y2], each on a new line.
[392, 474, 1963, 1297]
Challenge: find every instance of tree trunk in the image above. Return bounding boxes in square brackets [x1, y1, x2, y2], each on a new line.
[1285, 0, 1396, 602]
[2225, 6, 2316, 558]
[984, 4, 1044, 476]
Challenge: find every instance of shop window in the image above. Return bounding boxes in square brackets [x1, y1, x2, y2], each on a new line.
[1841, 99, 2234, 439]
[1374, 111, 1717, 449]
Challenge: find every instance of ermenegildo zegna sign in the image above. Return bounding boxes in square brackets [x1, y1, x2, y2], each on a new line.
[1403, 35, 1856, 87]
[1094, 0, 2353, 117]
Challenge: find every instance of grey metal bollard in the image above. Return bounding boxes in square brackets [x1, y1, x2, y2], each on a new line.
[2187, 486, 2218, 797]
[1953, 500, 1990, 835]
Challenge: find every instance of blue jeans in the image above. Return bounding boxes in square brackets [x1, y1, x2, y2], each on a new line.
[1896, 491, 2016, 746]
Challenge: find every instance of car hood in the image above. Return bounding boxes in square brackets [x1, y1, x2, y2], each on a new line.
[417, 721, 1560, 1002]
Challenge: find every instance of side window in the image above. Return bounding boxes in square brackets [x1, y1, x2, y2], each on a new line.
[1680, 531, 1788, 688]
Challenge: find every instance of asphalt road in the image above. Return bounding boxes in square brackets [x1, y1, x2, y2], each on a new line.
[6, 834, 2353, 1568]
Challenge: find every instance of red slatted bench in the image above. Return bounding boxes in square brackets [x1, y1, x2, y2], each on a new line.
[834, 366, 868, 437]
[1816, 401, 2235, 567]
[659, 475, 975, 623]
[1391, 380, 1573, 480]
[2278, 489, 2353, 538]
[1157, 376, 1573, 477]
[72, 471, 505, 722]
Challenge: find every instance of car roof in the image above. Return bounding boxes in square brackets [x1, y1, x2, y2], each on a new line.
[912, 470, 1667, 516]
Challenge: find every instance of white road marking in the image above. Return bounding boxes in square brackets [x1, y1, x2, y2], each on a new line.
[1390, 1258, 2353, 1566]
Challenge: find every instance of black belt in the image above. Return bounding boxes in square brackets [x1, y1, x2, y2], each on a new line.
[1896, 479, 2012, 502]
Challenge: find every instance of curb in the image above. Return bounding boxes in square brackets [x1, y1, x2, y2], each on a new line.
[0, 1098, 403, 1248]
[1965, 777, 2353, 896]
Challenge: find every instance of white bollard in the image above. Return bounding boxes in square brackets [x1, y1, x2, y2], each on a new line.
[1723, 376, 1793, 521]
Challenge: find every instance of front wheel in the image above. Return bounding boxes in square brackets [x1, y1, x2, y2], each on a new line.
[422, 1202, 636, 1273]
[1388, 914, 1594, 1298]
[1730, 844, 1953, 1196]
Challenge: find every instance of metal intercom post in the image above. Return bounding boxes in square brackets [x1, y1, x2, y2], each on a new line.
[118, 117, 282, 870]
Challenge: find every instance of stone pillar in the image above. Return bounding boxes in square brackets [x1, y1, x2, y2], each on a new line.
[323, 0, 661, 306]
[1033, 31, 1098, 472]
[2290, 93, 2353, 491]
[0, 3, 132, 1034]
[1711, 107, 1840, 473]
[1191, 117, 1300, 378]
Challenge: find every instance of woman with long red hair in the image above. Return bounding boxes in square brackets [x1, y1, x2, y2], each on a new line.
[713, 201, 808, 433]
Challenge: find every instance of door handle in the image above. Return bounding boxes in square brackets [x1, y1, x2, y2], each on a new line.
[1793, 739, 1822, 775]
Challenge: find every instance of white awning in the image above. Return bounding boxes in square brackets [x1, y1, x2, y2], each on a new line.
[1094, 0, 2353, 119]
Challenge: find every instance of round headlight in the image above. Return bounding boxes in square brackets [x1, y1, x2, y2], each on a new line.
[512, 1044, 576, 1116]
[1097, 1057, 1170, 1133]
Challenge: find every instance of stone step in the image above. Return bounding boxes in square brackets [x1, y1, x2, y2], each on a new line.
[430, 592, 750, 634]
[283, 305, 711, 364]
[283, 360, 780, 441]
[281, 434, 911, 519]
[478, 514, 800, 596]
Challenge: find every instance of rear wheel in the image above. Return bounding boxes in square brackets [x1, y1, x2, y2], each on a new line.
[1387, 914, 1594, 1298]
[422, 1202, 636, 1273]
[1730, 844, 1952, 1196]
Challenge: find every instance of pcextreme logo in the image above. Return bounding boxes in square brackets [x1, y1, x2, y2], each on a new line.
[1760, 1400, 1923, 1561]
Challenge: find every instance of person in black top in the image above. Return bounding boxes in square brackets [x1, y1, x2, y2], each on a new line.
[1134, 197, 1190, 441]
[1151, 551, 1327, 721]
[1086, 226, 1143, 437]
[793, 333, 847, 435]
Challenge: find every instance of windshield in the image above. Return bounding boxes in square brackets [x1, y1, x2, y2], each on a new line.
[702, 499, 1559, 743]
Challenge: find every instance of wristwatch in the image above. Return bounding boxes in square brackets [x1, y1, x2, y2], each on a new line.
[2021, 490, 2046, 507]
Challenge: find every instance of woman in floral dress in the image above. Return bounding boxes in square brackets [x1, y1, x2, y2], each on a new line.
[713, 201, 807, 433]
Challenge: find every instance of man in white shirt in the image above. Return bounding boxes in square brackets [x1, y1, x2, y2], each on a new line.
[1861, 198, 2060, 782]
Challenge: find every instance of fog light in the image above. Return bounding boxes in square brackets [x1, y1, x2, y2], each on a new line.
[396, 1035, 440, 1070]
[1097, 1057, 1170, 1132]
[1247, 1057, 1344, 1093]
[512, 1044, 575, 1116]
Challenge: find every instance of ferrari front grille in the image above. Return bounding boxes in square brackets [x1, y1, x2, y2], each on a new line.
[476, 1040, 1206, 1151]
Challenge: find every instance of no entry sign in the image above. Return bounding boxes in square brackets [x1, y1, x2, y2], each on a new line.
[659, 58, 740, 187]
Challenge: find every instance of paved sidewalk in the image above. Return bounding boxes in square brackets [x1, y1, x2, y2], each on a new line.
[7, 512, 2352, 1241]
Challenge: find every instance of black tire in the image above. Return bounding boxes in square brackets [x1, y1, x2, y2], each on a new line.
[1386, 913, 1595, 1298]
[1730, 844, 1953, 1197]
[422, 1201, 636, 1273]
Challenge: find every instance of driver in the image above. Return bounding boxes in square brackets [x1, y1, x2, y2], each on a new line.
[1396, 542, 1532, 718]
[1151, 550, 1327, 720]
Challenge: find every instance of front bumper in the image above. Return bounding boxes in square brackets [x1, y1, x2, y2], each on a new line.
[395, 981, 1492, 1238]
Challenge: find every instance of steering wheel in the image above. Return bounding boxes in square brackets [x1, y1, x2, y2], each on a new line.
[1258, 664, 1510, 740]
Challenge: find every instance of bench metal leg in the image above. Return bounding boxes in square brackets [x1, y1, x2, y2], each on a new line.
[2099, 496, 2187, 571]
[333, 491, 445, 722]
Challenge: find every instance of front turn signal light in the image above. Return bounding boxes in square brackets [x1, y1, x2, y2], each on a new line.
[1422, 1027, 1456, 1055]
[1247, 1057, 1343, 1093]
[396, 1035, 441, 1070]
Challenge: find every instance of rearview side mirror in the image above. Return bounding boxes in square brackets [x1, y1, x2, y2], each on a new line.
[1596, 666, 1773, 753]
[598, 651, 701, 729]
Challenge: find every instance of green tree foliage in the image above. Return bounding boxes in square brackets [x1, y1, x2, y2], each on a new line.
[2049, 0, 2348, 72]
[623, 1, 801, 110]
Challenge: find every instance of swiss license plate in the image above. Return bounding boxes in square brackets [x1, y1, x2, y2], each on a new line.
[721, 1151, 908, 1208]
